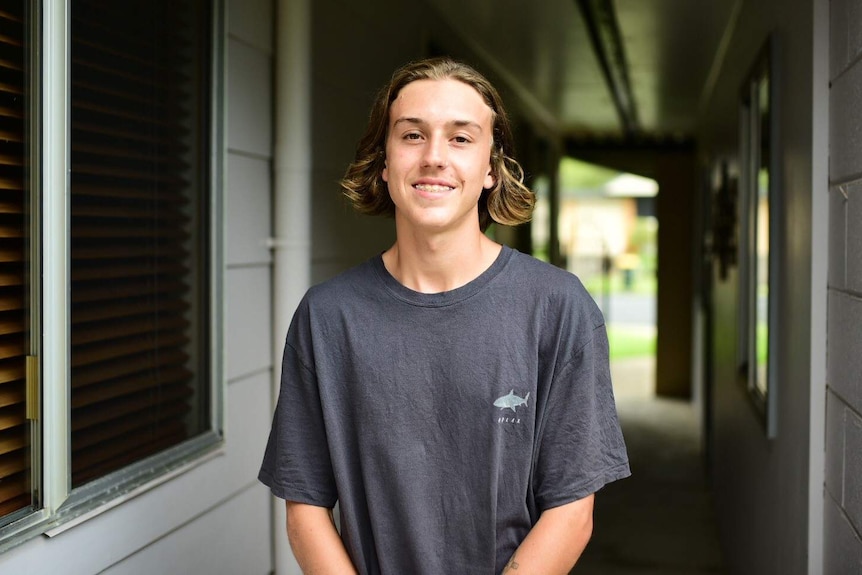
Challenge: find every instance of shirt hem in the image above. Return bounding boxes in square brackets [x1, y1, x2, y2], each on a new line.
[536, 460, 632, 511]
[258, 469, 338, 508]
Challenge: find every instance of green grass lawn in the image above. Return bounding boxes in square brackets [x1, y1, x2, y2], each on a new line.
[583, 271, 657, 296]
[607, 324, 656, 360]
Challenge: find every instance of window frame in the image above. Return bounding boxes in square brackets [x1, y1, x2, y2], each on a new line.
[737, 33, 780, 439]
[0, 0, 225, 550]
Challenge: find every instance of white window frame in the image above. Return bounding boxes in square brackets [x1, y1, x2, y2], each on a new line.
[0, 0, 225, 551]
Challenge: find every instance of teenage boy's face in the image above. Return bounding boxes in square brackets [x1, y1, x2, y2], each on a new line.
[382, 78, 495, 235]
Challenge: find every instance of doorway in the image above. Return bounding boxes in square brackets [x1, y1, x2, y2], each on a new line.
[533, 156, 658, 399]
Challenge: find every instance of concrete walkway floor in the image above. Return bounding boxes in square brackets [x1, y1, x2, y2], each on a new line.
[573, 358, 725, 574]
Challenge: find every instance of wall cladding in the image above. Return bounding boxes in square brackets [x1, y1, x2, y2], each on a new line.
[826, 0, 862, 571]
[847, 180, 862, 293]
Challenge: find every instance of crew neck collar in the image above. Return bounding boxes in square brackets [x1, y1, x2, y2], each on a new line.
[372, 245, 513, 307]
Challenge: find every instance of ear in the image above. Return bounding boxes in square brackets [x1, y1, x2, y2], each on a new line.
[483, 164, 495, 189]
[382, 159, 388, 183]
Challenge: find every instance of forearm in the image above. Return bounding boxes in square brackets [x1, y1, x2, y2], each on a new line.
[502, 494, 594, 574]
[285, 501, 358, 575]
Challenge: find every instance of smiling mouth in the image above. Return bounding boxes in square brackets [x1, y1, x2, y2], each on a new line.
[413, 184, 454, 193]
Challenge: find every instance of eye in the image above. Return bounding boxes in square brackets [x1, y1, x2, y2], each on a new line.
[403, 132, 422, 141]
[453, 135, 471, 144]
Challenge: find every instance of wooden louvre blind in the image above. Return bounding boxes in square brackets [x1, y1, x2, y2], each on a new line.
[0, 0, 30, 521]
[70, 0, 210, 487]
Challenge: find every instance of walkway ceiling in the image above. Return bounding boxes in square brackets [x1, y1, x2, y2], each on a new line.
[428, 0, 739, 145]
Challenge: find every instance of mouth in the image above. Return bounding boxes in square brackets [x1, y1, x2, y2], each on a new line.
[413, 183, 455, 194]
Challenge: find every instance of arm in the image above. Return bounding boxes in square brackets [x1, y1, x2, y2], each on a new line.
[285, 501, 358, 575]
[502, 494, 594, 574]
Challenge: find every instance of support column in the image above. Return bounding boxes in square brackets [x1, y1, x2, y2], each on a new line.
[272, 0, 311, 572]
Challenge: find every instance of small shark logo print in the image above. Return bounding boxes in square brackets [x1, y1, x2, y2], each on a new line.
[494, 390, 530, 413]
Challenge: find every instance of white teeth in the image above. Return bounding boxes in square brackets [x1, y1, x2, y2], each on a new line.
[414, 184, 454, 192]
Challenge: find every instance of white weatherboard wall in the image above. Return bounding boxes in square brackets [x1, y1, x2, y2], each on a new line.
[824, 0, 862, 572]
[0, 0, 275, 573]
[697, 0, 827, 573]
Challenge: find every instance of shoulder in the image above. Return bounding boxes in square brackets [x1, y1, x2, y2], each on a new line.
[497, 250, 606, 343]
[506, 250, 582, 287]
[286, 256, 382, 347]
[508, 250, 599, 306]
[287, 256, 382, 329]
[303, 256, 381, 306]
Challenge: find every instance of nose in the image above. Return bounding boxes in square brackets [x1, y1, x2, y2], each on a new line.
[422, 135, 448, 168]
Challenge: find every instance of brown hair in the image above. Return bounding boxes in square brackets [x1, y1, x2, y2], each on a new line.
[340, 57, 534, 231]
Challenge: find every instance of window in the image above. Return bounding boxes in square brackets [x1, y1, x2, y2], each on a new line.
[0, 0, 221, 543]
[0, 0, 32, 521]
[738, 34, 778, 438]
[69, 0, 213, 488]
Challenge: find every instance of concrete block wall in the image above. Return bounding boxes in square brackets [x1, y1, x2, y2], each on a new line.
[825, 0, 862, 572]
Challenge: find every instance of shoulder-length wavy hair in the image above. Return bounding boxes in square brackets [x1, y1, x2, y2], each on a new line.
[340, 57, 535, 231]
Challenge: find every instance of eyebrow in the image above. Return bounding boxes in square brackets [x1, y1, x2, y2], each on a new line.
[392, 117, 485, 132]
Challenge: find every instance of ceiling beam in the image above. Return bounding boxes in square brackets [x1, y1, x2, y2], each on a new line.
[564, 135, 695, 180]
[575, 0, 640, 137]
[565, 133, 694, 152]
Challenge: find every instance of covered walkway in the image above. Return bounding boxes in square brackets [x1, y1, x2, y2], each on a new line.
[575, 358, 725, 574]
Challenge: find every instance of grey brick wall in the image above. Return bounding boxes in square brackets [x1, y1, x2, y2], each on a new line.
[826, 1, 862, 572]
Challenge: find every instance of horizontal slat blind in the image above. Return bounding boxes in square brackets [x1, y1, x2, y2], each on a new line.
[70, 0, 210, 487]
[0, 0, 29, 521]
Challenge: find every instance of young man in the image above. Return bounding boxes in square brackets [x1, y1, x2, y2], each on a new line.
[259, 57, 630, 574]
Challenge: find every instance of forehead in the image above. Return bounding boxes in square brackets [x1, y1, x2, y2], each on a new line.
[389, 78, 493, 127]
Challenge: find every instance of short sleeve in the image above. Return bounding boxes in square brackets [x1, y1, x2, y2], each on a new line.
[258, 321, 338, 508]
[532, 322, 630, 510]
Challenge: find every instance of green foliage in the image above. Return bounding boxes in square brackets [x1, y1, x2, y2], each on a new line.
[582, 270, 657, 295]
[559, 157, 619, 190]
[607, 325, 656, 360]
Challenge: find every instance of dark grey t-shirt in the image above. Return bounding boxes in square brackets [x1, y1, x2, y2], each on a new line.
[259, 246, 630, 574]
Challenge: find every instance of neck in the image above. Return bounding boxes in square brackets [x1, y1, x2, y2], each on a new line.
[382, 224, 501, 294]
